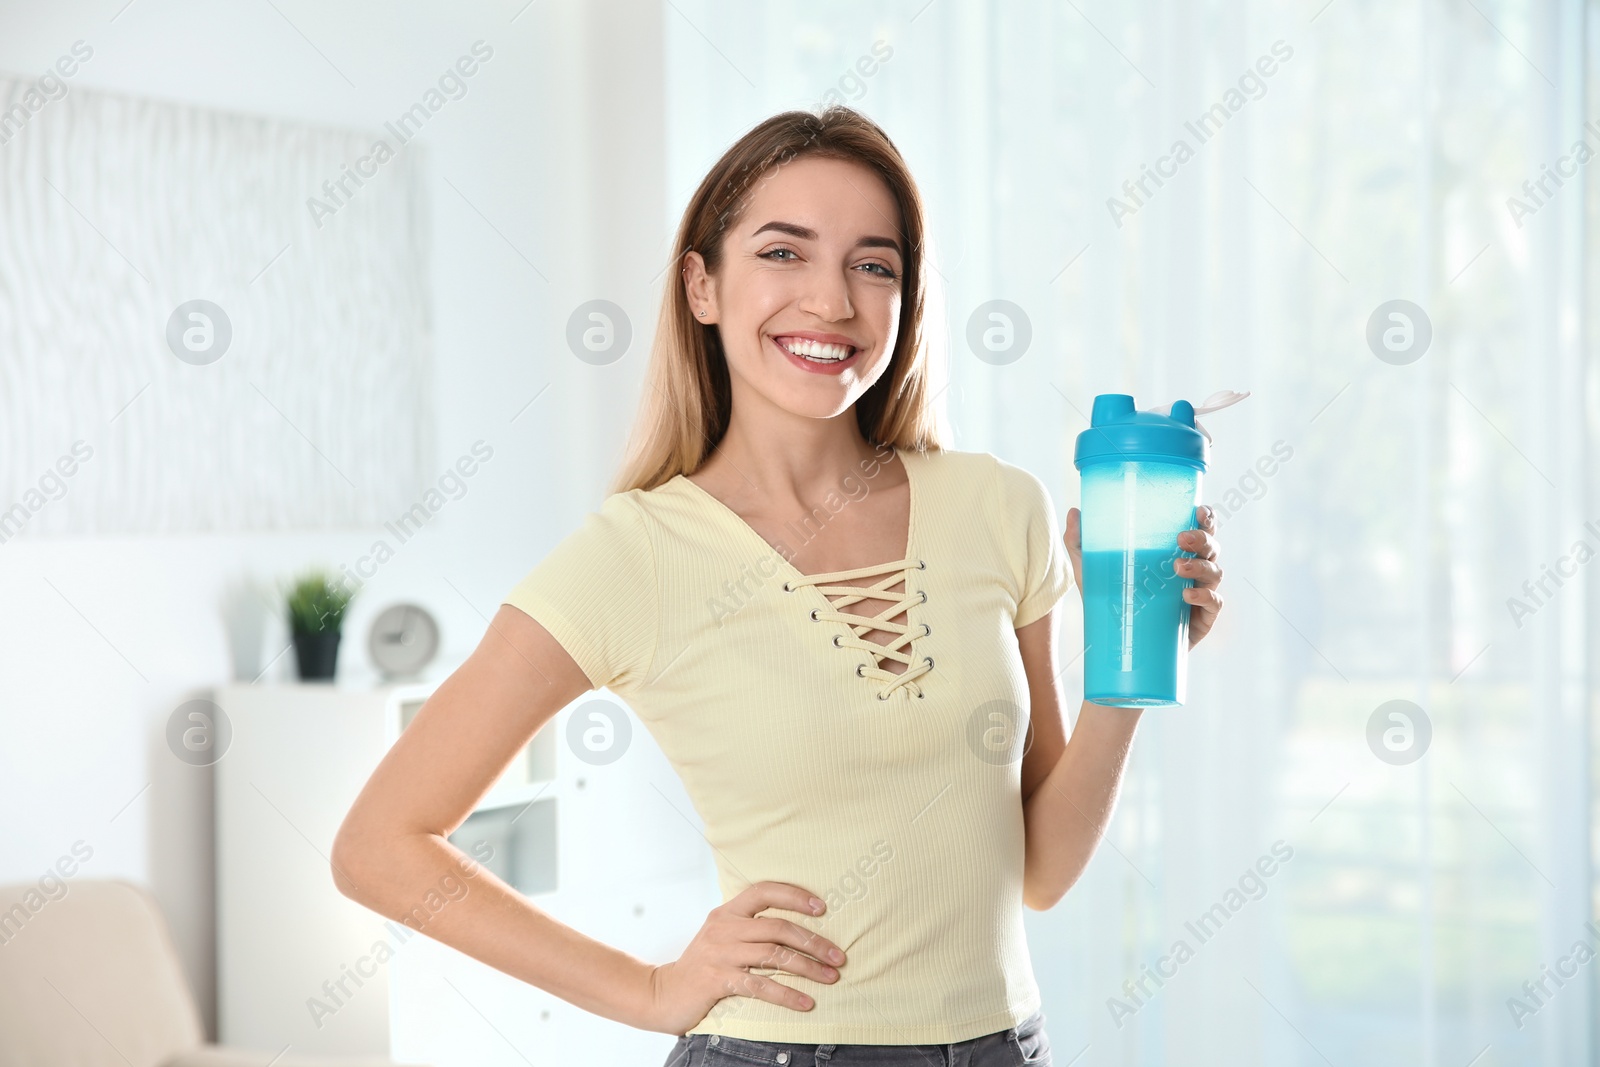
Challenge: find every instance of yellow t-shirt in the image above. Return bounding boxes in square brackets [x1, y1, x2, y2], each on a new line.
[502, 445, 1071, 1043]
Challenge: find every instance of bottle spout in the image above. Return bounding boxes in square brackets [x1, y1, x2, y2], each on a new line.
[1090, 393, 1135, 426]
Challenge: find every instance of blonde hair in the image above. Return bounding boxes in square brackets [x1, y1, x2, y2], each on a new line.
[609, 106, 946, 496]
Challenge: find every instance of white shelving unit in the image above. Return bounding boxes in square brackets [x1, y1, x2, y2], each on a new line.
[212, 678, 559, 1059]
[214, 674, 716, 1067]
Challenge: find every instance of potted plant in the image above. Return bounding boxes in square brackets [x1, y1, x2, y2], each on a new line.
[284, 568, 355, 681]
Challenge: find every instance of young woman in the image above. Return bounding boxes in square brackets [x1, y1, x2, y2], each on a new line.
[333, 106, 1224, 1066]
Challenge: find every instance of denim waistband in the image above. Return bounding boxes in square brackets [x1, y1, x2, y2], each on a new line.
[660, 1008, 1051, 1067]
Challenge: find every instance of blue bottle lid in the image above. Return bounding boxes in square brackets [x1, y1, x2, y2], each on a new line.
[1074, 393, 1209, 472]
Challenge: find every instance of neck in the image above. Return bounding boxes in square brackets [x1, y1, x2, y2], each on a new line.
[708, 413, 895, 508]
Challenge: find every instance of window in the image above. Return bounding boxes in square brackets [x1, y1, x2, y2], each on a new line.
[668, 3, 1596, 1062]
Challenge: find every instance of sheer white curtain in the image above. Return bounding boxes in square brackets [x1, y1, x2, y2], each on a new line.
[665, 1, 1597, 1064]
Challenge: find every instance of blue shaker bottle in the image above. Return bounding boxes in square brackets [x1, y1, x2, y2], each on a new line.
[1073, 394, 1208, 707]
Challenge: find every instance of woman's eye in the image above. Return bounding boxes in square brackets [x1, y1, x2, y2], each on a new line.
[757, 248, 896, 279]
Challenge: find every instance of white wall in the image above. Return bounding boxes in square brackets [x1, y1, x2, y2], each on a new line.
[0, 0, 677, 1040]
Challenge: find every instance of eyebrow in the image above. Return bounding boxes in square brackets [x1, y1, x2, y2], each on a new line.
[751, 220, 902, 255]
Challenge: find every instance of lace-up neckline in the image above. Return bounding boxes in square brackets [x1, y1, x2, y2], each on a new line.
[783, 558, 933, 700]
[674, 446, 933, 700]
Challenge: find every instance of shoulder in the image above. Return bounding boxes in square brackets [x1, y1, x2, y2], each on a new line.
[913, 446, 1047, 504]
[607, 476, 705, 539]
[581, 476, 738, 559]
[540, 488, 657, 570]
[585, 487, 652, 534]
[596, 476, 703, 528]
[906, 445, 1006, 482]
[989, 453, 1054, 510]
[924, 449, 1059, 562]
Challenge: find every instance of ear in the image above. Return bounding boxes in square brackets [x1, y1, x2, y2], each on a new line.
[682, 250, 719, 324]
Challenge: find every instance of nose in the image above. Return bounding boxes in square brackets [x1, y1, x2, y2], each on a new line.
[797, 263, 854, 322]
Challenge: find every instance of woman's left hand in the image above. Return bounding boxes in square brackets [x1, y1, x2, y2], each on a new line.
[1063, 503, 1225, 651]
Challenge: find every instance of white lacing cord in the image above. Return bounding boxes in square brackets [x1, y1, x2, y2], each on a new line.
[1138, 389, 1251, 444]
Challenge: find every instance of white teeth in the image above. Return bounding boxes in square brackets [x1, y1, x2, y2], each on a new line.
[777, 337, 854, 362]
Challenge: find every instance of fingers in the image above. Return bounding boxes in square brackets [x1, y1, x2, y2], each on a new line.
[726, 880, 824, 920]
[1064, 508, 1083, 576]
[747, 916, 846, 967]
[1182, 506, 1223, 642]
[1176, 557, 1222, 620]
[1180, 527, 1218, 561]
[736, 937, 840, 984]
[1172, 557, 1222, 584]
[716, 882, 847, 1009]
[1181, 506, 1219, 560]
[725, 970, 816, 1012]
[1176, 506, 1222, 587]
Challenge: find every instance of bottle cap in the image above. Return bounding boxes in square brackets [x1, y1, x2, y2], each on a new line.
[1073, 390, 1250, 473]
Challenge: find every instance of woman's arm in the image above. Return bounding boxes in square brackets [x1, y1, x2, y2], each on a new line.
[1015, 607, 1143, 910]
[329, 604, 659, 1028]
[1016, 503, 1222, 909]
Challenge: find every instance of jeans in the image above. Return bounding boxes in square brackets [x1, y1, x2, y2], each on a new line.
[660, 1009, 1051, 1066]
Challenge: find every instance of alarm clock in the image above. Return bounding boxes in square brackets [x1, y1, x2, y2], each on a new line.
[367, 603, 440, 680]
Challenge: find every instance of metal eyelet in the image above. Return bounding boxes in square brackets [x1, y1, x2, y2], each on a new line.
[832, 634, 844, 647]
[918, 590, 928, 603]
[917, 559, 927, 569]
[810, 608, 820, 621]
[782, 581, 792, 592]
[916, 690, 925, 699]
[924, 655, 934, 668]
[921, 623, 932, 637]
[855, 663, 866, 677]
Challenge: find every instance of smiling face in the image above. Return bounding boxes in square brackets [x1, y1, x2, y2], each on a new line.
[683, 154, 905, 422]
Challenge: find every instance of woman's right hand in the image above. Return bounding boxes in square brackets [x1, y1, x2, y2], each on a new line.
[644, 880, 847, 1034]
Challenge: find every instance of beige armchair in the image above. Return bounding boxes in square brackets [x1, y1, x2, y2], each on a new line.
[0, 879, 419, 1067]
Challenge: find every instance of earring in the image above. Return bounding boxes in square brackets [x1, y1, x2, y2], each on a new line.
[698, 310, 706, 317]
